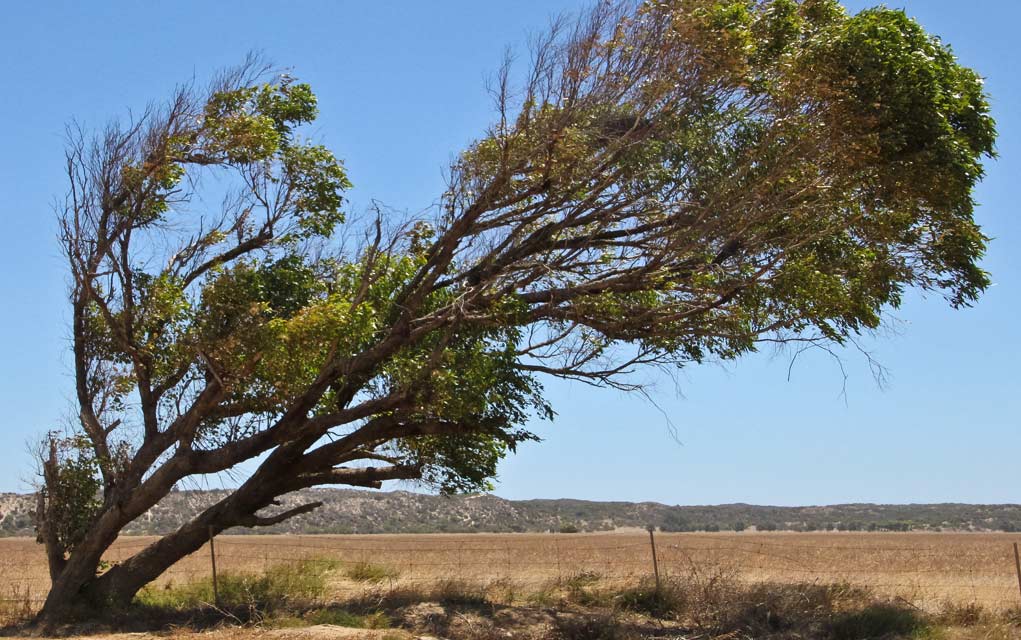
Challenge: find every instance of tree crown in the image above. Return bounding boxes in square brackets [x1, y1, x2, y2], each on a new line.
[48, 0, 994, 557]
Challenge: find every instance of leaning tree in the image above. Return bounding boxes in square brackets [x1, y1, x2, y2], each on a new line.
[36, 0, 994, 623]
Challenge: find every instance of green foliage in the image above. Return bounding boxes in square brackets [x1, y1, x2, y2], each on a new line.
[798, 6, 995, 308]
[136, 558, 337, 611]
[460, 0, 995, 366]
[56, 1, 998, 575]
[197, 79, 350, 238]
[345, 561, 400, 583]
[202, 79, 315, 163]
[115, 78, 349, 240]
[182, 248, 548, 492]
[281, 143, 351, 238]
[43, 434, 103, 553]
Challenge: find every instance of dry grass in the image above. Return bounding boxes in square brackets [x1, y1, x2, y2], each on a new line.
[3, 531, 1021, 626]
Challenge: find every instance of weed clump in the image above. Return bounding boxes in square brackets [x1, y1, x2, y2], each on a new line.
[937, 600, 989, 627]
[136, 557, 337, 612]
[830, 603, 927, 640]
[615, 578, 685, 619]
[0, 585, 34, 627]
[307, 607, 391, 628]
[431, 579, 489, 606]
[345, 561, 400, 583]
[549, 612, 633, 640]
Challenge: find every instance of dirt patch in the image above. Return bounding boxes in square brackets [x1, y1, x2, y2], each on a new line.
[267, 625, 408, 639]
[0, 626, 410, 640]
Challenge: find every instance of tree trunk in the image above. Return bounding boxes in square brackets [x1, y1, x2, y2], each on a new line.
[92, 515, 223, 608]
[34, 525, 121, 626]
[35, 508, 224, 627]
[35, 522, 216, 627]
[34, 470, 289, 627]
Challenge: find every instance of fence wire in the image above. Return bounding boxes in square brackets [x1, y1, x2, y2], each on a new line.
[3, 533, 1021, 613]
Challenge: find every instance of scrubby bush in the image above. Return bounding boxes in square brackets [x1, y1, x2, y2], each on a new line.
[615, 578, 686, 619]
[345, 561, 400, 583]
[937, 601, 989, 627]
[830, 603, 926, 640]
[136, 558, 337, 612]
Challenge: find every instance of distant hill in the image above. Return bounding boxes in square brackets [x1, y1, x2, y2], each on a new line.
[2, 489, 1019, 536]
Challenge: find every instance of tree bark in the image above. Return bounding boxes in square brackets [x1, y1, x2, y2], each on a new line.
[34, 447, 312, 625]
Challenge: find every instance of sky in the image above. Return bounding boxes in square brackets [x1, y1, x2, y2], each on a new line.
[0, 1, 1017, 506]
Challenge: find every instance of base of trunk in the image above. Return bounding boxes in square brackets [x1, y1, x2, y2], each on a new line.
[33, 577, 138, 630]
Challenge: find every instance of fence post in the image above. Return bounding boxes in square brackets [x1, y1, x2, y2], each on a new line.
[647, 525, 661, 594]
[505, 543, 512, 582]
[555, 536, 562, 581]
[208, 525, 220, 608]
[1013, 542, 1021, 604]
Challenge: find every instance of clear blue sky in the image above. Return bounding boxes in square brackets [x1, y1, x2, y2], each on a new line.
[0, 1, 1017, 505]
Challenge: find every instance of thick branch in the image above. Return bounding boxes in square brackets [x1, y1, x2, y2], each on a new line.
[234, 501, 323, 527]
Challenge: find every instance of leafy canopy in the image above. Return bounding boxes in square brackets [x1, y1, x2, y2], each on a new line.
[55, 0, 993, 523]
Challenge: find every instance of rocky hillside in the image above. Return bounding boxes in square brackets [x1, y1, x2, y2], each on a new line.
[2, 489, 1020, 536]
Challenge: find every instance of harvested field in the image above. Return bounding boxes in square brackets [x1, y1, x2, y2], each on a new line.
[3, 532, 1021, 618]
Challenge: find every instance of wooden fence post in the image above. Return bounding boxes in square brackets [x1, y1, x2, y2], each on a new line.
[647, 525, 661, 593]
[1013, 542, 1021, 604]
[208, 525, 220, 608]
[505, 543, 512, 582]
[555, 537, 562, 581]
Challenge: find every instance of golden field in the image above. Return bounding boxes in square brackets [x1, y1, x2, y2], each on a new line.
[3, 532, 1020, 614]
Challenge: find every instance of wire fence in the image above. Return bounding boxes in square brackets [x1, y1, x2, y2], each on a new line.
[4, 532, 1021, 613]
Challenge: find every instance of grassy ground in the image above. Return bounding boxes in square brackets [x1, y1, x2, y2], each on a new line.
[5, 532, 1021, 614]
[4, 557, 1021, 639]
[4, 532, 1021, 638]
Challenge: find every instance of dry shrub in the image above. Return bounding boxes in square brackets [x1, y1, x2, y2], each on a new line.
[607, 565, 929, 640]
[526, 582, 560, 608]
[444, 612, 501, 640]
[614, 577, 686, 619]
[524, 572, 615, 610]
[830, 603, 927, 640]
[345, 561, 400, 583]
[1002, 606, 1021, 626]
[528, 565, 736, 622]
[562, 572, 603, 589]
[725, 582, 875, 635]
[547, 612, 635, 640]
[683, 578, 928, 639]
[430, 579, 490, 607]
[342, 585, 426, 613]
[0, 585, 35, 627]
[937, 600, 990, 627]
[308, 607, 391, 628]
[548, 563, 735, 623]
[484, 577, 519, 605]
[561, 572, 613, 609]
[383, 601, 499, 640]
[345, 579, 492, 618]
[671, 561, 742, 629]
[264, 607, 390, 629]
